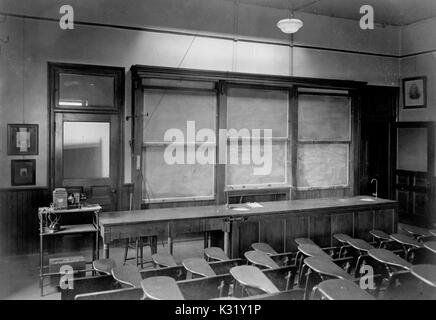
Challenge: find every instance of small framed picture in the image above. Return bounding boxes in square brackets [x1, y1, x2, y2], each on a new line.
[402, 77, 427, 109]
[11, 159, 36, 186]
[7, 124, 39, 155]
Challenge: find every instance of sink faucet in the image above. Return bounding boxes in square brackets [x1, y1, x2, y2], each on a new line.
[370, 178, 378, 198]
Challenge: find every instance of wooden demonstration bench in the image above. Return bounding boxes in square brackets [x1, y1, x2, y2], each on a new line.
[99, 196, 397, 259]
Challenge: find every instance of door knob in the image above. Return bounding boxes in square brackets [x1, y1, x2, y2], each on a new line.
[111, 189, 117, 194]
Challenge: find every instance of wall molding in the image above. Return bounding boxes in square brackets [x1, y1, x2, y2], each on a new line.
[1, 12, 404, 59]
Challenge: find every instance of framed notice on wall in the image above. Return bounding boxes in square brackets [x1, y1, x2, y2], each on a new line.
[11, 159, 36, 186]
[403, 77, 427, 109]
[7, 124, 39, 155]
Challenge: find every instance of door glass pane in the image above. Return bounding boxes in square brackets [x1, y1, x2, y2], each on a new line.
[63, 122, 110, 178]
[397, 127, 427, 172]
[59, 73, 115, 108]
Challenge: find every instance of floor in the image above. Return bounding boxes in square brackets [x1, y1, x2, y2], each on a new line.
[0, 238, 205, 300]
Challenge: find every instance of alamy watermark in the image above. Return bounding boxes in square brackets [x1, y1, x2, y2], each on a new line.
[163, 121, 273, 176]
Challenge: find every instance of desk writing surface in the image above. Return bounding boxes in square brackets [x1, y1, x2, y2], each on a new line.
[99, 196, 396, 227]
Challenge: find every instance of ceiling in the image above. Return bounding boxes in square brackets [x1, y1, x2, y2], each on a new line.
[231, 0, 436, 26]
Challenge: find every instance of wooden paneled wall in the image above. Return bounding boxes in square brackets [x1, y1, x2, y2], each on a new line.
[0, 188, 50, 256]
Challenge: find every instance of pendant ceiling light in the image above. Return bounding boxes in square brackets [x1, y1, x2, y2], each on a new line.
[276, 18, 303, 34]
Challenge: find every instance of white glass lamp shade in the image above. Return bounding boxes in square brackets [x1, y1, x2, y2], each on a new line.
[276, 18, 303, 34]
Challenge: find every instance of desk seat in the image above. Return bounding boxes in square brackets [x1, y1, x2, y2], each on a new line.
[251, 243, 278, 255]
[370, 230, 391, 241]
[182, 258, 216, 277]
[410, 265, 436, 288]
[304, 257, 354, 281]
[152, 253, 178, 268]
[298, 244, 332, 259]
[230, 265, 279, 294]
[141, 276, 185, 300]
[423, 241, 436, 255]
[347, 238, 374, 252]
[368, 249, 412, 270]
[314, 279, 375, 300]
[400, 224, 432, 238]
[295, 238, 316, 246]
[244, 251, 279, 269]
[390, 234, 422, 248]
[204, 247, 229, 262]
[93, 259, 116, 275]
[112, 264, 142, 288]
[333, 233, 353, 243]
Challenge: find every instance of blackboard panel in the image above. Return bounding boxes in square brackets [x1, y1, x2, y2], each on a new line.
[298, 95, 350, 141]
[226, 142, 286, 186]
[397, 127, 428, 172]
[143, 147, 214, 200]
[297, 144, 349, 188]
[143, 90, 216, 142]
[227, 87, 288, 137]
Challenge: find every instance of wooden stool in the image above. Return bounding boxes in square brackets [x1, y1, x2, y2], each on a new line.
[303, 256, 354, 300]
[151, 252, 177, 268]
[230, 265, 279, 296]
[92, 259, 116, 275]
[369, 230, 392, 248]
[311, 279, 375, 300]
[141, 276, 185, 300]
[124, 236, 157, 268]
[182, 258, 216, 278]
[244, 250, 279, 269]
[347, 238, 374, 277]
[111, 264, 143, 288]
[410, 264, 436, 289]
[333, 233, 353, 258]
[390, 233, 422, 261]
[204, 247, 229, 262]
[251, 243, 278, 255]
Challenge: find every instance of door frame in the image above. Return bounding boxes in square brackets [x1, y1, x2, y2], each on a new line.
[48, 62, 125, 210]
[394, 121, 435, 225]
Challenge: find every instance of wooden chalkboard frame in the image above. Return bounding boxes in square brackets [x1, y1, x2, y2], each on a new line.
[131, 65, 364, 208]
[295, 91, 353, 191]
[225, 85, 290, 188]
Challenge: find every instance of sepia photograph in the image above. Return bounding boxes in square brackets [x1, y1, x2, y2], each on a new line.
[0, 0, 435, 310]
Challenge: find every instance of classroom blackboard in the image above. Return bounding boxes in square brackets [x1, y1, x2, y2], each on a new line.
[142, 89, 216, 200]
[143, 90, 216, 142]
[298, 94, 350, 141]
[226, 142, 287, 186]
[227, 87, 288, 137]
[297, 144, 349, 188]
[143, 147, 215, 200]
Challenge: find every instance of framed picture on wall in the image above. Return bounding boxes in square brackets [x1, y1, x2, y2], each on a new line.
[11, 159, 36, 186]
[7, 124, 39, 155]
[403, 77, 427, 109]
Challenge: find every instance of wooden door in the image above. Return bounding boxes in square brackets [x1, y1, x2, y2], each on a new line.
[360, 86, 398, 200]
[395, 122, 435, 227]
[54, 113, 120, 211]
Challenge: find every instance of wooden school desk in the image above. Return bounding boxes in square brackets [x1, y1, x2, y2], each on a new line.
[99, 196, 397, 259]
